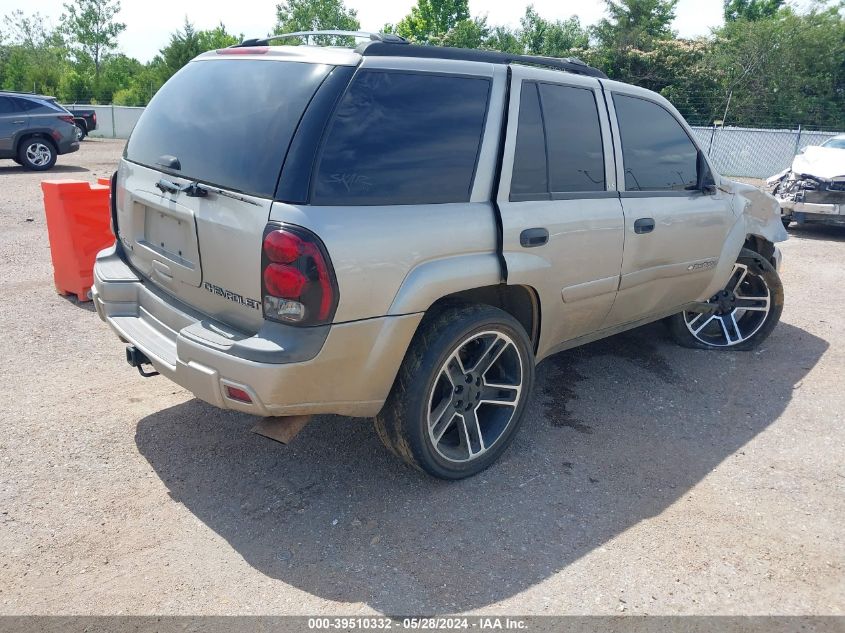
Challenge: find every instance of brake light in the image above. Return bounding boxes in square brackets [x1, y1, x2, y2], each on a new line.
[216, 46, 269, 55]
[92, 112, 97, 124]
[59, 115, 75, 124]
[264, 264, 307, 297]
[261, 224, 338, 326]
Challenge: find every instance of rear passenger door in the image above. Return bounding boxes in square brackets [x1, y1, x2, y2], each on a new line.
[601, 90, 734, 327]
[0, 97, 25, 154]
[497, 66, 625, 359]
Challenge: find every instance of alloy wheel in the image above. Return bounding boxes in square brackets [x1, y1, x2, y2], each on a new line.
[683, 262, 771, 347]
[427, 330, 523, 463]
[25, 142, 53, 167]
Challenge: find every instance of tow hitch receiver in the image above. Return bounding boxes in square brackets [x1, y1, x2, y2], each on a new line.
[252, 416, 312, 445]
[125, 345, 160, 378]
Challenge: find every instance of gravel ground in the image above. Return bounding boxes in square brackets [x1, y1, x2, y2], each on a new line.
[1, 139, 843, 615]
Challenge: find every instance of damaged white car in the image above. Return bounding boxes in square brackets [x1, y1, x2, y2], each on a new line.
[768, 134, 845, 228]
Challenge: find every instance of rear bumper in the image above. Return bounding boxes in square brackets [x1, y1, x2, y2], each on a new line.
[92, 246, 422, 418]
[58, 139, 80, 155]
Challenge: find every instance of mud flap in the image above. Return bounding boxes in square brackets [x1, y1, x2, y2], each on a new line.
[251, 415, 312, 445]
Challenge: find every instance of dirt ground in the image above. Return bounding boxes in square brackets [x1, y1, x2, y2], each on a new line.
[0, 139, 842, 616]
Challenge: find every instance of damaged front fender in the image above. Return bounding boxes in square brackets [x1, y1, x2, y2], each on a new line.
[720, 178, 789, 245]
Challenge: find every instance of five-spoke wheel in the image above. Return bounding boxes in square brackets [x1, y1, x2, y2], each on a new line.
[668, 248, 783, 351]
[376, 304, 534, 480]
[427, 331, 523, 464]
[18, 138, 57, 171]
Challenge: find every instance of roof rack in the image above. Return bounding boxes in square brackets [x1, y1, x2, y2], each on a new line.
[235, 30, 408, 48]
[232, 30, 606, 79]
[358, 41, 607, 79]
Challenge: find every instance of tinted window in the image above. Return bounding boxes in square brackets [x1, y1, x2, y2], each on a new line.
[125, 60, 331, 198]
[511, 83, 547, 196]
[313, 71, 490, 205]
[539, 84, 605, 192]
[0, 97, 16, 114]
[614, 94, 698, 191]
[15, 98, 44, 112]
[511, 82, 605, 198]
[822, 138, 845, 149]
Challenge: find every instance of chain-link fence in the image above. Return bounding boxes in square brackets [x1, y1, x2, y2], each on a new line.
[690, 126, 842, 179]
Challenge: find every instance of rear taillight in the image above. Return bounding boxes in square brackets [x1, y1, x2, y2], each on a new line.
[92, 112, 96, 124]
[261, 224, 338, 326]
[109, 171, 118, 237]
[59, 115, 75, 124]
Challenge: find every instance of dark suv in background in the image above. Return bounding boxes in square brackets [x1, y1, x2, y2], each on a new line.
[0, 91, 80, 170]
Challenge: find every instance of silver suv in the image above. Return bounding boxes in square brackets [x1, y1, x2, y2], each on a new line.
[93, 33, 787, 479]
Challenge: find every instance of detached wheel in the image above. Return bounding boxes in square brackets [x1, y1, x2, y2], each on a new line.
[75, 124, 87, 141]
[667, 248, 783, 351]
[18, 138, 57, 171]
[376, 304, 535, 480]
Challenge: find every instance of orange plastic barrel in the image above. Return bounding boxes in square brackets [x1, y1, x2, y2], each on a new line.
[41, 180, 113, 302]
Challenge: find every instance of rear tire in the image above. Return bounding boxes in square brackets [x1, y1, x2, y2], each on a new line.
[18, 137, 57, 171]
[375, 303, 535, 480]
[75, 123, 87, 141]
[667, 248, 783, 351]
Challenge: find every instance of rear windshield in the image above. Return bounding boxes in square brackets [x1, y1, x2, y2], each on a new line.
[125, 59, 332, 198]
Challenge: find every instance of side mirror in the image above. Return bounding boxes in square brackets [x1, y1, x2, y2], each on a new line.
[696, 149, 717, 194]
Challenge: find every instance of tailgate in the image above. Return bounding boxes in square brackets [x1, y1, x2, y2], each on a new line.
[116, 55, 335, 333]
[116, 160, 270, 332]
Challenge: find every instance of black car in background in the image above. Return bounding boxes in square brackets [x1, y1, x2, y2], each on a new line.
[64, 106, 98, 141]
[0, 91, 79, 170]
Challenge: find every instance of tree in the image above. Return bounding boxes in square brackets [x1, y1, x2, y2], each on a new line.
[520, 6, 588, 57]
[484, 26, 522, 54]
[723, 0, 784, 22]
[0, 10, 69, 95]
[594, 0, 678, 50]
[706, 5, 845, 128]
[156, 19, 241, 85]
[274, 0, 360, 45]
[60, 0, 126, 80]
[394, 0, 470, 44]
[590, 0, 679, 82]
[440, 16, 490, 49]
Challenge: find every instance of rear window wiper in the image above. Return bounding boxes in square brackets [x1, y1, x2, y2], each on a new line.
[155, 178, 208, 197]
[155, 178, 260, 205]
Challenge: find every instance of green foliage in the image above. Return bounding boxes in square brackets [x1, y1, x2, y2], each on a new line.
[593, 0, 678, 50]
[0, 0, 842, 130]
[705, 4, 845, 128]
[394, 0, 470, 44]
[60, 0, 126, 77]
[0, 11, 69, 95]
[519, 5, 588, 57]
[156, 19, 240, 86]
[723, 0, 784, 22]
[274, 0, 360, 45]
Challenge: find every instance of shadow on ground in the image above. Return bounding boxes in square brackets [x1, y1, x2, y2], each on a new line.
[0, 164, 89, 174]
[136, 321, 827, 613]
[786, 224, 845, 242]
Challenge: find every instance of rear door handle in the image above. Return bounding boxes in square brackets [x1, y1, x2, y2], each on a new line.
[520, 227, 549, 248]
[12, 120, 25, 125]
[634, 218, 655, 234]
